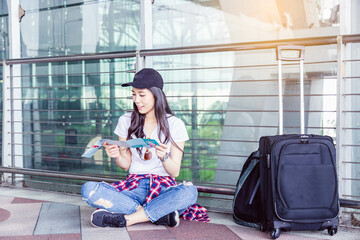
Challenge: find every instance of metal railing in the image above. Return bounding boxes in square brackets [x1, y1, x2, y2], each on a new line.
[1, 34, 360, 213]
[0, 166, 359, 209]
[2, 34, 358, 67]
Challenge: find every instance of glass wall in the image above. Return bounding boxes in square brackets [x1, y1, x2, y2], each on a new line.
[20, 0, 140, 57]
[12, 0, 141, 190]
[15, 44, 338, 209]
[341, 0, 360, 204]
[149, 45, 337, 209]
[343, 42, 360, 200]
[20, 58, 135, 175]
[0, 0, 8, 60]
[153, 0, 340, 48]
[0, 0, 7, 165]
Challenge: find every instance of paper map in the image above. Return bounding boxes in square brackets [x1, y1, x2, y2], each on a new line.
[81, 138, 159, 158]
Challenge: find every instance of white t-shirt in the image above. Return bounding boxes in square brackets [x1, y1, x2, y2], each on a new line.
[114, 112, 189, 176]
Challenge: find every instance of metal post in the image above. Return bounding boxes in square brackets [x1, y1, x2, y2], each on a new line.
[336, 35, 345, 201]
[9, 64, 15, 185]
[6, 0, 23, 183]
[2, 61, 11, 183]
[139, 0, 153, 69]
[1, 61, 16, 185]
[31, 63, 42, 169]
[278, 60, 283, 135]
[338, 0, 353, 203]
[135, 50, 143, 72]
[299, 59, 305, 134]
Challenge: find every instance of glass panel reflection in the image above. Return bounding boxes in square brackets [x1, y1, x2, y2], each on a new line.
[153, 0, 340, 48]
[21, 58, 135, 175]
[0, 0, 9, 60]
[19, 0, 140, 57]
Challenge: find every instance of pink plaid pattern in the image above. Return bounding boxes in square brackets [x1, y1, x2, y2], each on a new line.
[181, 203, 209, 222]
[111, 174, 210, 222]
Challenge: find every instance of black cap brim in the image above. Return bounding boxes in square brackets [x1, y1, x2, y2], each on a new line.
[121, 82, 132, 87]
[121, 82, 148, 89]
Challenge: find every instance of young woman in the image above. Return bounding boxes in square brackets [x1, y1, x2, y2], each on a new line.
[81, 68, 209, 228]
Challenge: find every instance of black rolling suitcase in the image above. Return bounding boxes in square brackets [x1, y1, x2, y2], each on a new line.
[258, 46, 339, 239]
[259, 134, 339, 238]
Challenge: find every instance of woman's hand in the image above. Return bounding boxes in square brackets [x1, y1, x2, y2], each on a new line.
[155, 143, 168, 160]
[103, 142, 121, 159]
[155, 141, 185, 178]
[102, 138, 131, 171]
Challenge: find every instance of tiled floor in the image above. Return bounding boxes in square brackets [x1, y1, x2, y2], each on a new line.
[0, 187, 360, 240]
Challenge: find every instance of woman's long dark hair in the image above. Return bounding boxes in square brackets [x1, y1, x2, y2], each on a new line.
[127, 87, 182, 158]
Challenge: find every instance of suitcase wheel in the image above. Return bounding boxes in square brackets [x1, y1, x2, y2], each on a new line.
[259, 224, 265, 232]
[328, 227, 338, 236]
[270, 228, 280, 239]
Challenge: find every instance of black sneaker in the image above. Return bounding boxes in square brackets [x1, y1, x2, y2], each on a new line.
[91, 209, 127, 228]
[154, 210, 180, 227]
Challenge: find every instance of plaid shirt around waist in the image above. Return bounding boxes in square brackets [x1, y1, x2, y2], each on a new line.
[111, 174, 210, 222]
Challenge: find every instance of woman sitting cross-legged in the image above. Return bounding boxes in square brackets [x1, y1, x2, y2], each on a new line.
[81, 68, 209, 228]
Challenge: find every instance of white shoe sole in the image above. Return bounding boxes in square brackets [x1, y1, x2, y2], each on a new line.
[173, 210, 180, 227]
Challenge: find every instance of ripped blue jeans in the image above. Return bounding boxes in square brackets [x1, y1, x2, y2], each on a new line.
[81, 178, 198, 222]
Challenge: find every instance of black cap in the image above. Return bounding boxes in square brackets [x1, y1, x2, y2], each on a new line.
[121, 68, 163, 90]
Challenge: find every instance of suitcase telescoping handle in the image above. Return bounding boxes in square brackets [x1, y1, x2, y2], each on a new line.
[276, 45, 305, 135]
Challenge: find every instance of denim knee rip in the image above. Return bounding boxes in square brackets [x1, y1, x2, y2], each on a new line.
[183, 181, 193, 186]
[94, 198, 113, 208]
[83, 181, 118, 209]
[81, 182, 100, 202]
